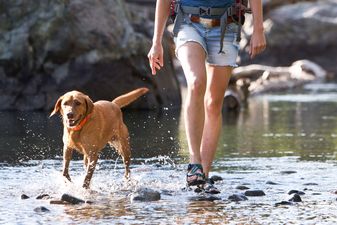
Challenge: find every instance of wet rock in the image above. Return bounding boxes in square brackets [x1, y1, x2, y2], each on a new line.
[181, 187, 192, 192]
[210, 175, 223, 182]
[228, 194, 248, 202]
[244, 190, 266, 197]
[266, 181, 280, 185]
[303, 183, 318, 186]
[194, 187, 203, 193]
[275, 201, 293, 207]
[235, 185, 250, 190]
[61, 194, 85, 204]
[160, 189, 174, 196]
[312, 193, 321, 196]
[36, 194, 51, 200]
[288, 190, 305, 195]
[34, 206, 50, 212]
[280, 171, 297, 175]
[189, 196, 221, 202]
[289, 194, 302, 202]
[49, 200, 70, 205]
[21, 194, 30, 199]
[131, 188, 161, 202]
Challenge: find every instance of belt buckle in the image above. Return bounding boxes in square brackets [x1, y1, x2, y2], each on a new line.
[199, 6, 211, 16]
[199, 17, 213, 28]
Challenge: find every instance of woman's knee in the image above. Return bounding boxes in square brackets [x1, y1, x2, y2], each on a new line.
[204, 96, 223, 116]
[186, 76, 206, 95]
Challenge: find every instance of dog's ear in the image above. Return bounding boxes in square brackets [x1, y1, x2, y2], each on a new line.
[84, 95, 94, 115]
[50, 96, 63, 117]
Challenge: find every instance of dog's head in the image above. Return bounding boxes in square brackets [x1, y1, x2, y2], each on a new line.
[50, 91, 94, 128]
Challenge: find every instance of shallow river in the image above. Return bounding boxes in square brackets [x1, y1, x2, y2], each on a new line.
[0, 83, 337, 224]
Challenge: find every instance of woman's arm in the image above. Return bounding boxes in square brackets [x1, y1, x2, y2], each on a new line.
[147, 0, 171, 75]
[248, 0, 266, 58]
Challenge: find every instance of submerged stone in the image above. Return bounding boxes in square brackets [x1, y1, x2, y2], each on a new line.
[235, 185, 250, 190]
[210, 175, 223, 182]
[34, 206, 50, 212]
[36, 194, 51, 200]
[61, 194, 85, 204]
[189, 195, 221, 202]
[228, 194, 248, 202]
[131, 188, 161, 202]
[21, 194, 30, 199]
[275, 201, 293, 207]
[266, 181, 280, 185]
[160, 189, 174, 196]
[280, 171, 297, 175]
[303, 183, 319, 186]
[289, 194, 302, 202]
[288, 190, 305, 195]
[244, 190, 266, 197]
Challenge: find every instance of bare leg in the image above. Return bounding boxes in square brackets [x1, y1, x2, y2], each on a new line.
[201, 65, 232, 178]
[178, 42, 207, 164]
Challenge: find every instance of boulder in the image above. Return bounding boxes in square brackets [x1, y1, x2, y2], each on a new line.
[0, 0, 181, 111]
[240, 1, 337, 77]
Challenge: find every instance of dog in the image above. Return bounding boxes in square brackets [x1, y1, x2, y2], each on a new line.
[50, 87, 149, 188]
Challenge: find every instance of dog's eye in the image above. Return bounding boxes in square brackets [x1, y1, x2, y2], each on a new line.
[74, 100, 81, 106]
[63, 101, 70, 106]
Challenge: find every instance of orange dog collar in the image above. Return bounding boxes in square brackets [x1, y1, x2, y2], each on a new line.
[68, 113, 92, 131]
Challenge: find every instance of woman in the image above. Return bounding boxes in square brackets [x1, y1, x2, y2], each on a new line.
[148, 0, 266, 193]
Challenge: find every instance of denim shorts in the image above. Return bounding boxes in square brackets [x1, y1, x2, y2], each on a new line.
[174, 16, 240, 67]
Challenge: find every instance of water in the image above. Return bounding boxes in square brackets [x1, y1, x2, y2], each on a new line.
[0, 83, 337, 224]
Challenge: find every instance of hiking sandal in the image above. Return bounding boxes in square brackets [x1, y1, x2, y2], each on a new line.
[204, 178, 220, 194]
[186, 164, 206, 186]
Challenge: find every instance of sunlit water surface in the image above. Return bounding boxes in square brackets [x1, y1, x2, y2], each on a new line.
[0, 83, 337, 224]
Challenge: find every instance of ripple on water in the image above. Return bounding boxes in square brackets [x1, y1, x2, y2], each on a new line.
[1, 157, 337, 224]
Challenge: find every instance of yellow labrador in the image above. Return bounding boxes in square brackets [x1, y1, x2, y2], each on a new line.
[50, 88, 149, 188]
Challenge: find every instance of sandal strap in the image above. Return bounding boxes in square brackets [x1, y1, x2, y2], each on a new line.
[204, 179, 220, 194]
[186, 164, 206, 186]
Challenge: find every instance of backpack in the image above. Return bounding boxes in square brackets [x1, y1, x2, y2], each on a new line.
[170, 0, 250, 25]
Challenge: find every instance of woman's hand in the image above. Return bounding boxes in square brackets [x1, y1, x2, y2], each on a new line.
[147, 43, 164, 75]
[249, 29, 266, 58]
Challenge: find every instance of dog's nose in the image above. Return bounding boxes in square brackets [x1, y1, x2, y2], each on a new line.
[67, 112, 74, 119]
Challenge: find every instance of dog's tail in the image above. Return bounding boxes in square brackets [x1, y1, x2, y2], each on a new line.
[112, 87, 149, 108]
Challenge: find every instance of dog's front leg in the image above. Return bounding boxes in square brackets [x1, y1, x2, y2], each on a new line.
[82, 153, 98, 189]
[62, 147, 73, 181]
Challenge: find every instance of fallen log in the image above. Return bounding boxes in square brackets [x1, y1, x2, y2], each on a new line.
[232, 59, 327, 96]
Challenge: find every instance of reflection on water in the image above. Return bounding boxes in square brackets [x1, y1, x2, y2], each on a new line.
[0, 84, 336, 163]
[0, 83, 336, 224]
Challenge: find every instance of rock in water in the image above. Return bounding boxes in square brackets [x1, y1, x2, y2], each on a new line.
[34, 206, 50, 212]
[288, 190, 305, 195]
[21, 194, 30, 199]
[289, 194, 302, 202]
[61, 194, 85, 204]
[275, 201, 293, 207]
[228, 194, 248, 202]
[131, 188, 161, 202]
[36, 194, 51, 200]
[244, 190, 266, 197]
[210, 175, 223, 182]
